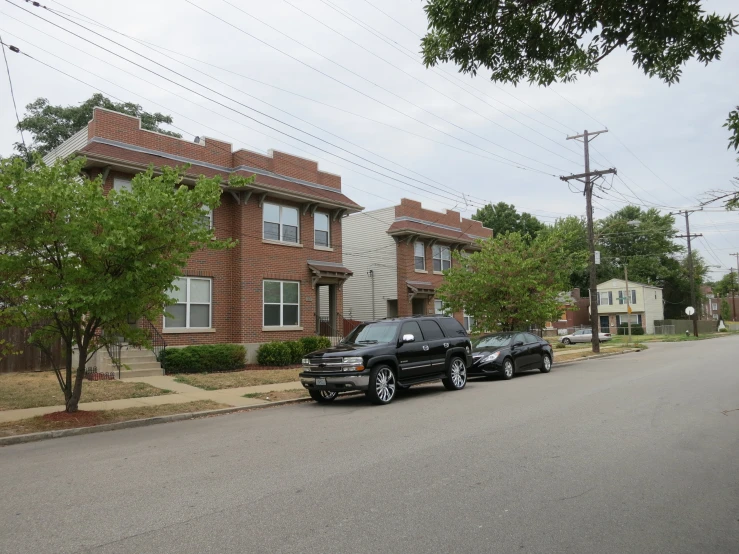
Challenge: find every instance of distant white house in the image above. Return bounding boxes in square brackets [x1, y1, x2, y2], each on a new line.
[596, 279, 664, 334]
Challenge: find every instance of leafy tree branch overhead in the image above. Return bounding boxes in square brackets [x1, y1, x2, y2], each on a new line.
[421, 0, 737, 86]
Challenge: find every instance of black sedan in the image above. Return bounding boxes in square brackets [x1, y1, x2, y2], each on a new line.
[468, 332, 553, 380]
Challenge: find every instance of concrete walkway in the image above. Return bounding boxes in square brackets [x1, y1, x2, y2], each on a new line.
[0, 376, 306, 424]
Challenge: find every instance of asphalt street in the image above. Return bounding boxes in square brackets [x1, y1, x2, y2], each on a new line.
[1, 337, 738, 554]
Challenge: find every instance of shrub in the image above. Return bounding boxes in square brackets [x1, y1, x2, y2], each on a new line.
[256, 341, 293, 366]
[554, 342, 566, 349]
[617, 323, 644, 336]
[286, 340, 305, 364]
[719, 327, 728, 333]
[299, 335, 331, 354]
[161, 344, 246, 374]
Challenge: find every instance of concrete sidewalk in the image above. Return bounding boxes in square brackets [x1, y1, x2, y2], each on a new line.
[0, 376, 305, 423]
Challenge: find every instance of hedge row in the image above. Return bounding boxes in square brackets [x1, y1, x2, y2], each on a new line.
[160, 344, 246, 374]
[256, 336, 332, 366]
[616, 323, 645, 336]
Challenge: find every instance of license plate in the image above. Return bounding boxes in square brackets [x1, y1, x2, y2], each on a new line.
[315, 378, 326, 386]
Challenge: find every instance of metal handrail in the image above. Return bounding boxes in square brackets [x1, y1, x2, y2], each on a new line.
[104, 339, 122, 380]
[140, 318, 167, 361]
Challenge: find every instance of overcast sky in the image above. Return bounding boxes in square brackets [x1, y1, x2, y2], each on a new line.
[1, 0, 737, 283]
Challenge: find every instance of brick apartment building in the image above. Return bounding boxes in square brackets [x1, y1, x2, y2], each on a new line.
[342, 198, 493, 330]
[44, 108, 362, 362]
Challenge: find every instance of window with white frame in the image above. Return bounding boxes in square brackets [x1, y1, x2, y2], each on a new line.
[712, 302, 718, 311]
[618, 290, 637, 304]
[263, 280, 300, 327]
[263, 203, 299, 243]
[414, 242, 425, 270]
[463, 312, 475, 331]
[618, 314, 642, 326]
[164, 277, 212, 329]
[113, 177, 132, 192]
[598, 291, 612, 305]
[434, 299, 446, 315]
[314, 212, 330, 247]
[199, 205, 213, 230]
[432, 245, 451, 271]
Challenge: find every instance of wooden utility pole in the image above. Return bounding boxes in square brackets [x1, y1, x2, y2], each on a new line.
[730, 252, 739, 321]
[674, 210, 702, 337]
[560, 130, 616, 354]
[624, 265, 632, 345]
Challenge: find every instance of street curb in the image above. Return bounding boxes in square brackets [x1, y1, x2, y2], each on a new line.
[0, 395, 319, 447]
[554, 348, 643, 368]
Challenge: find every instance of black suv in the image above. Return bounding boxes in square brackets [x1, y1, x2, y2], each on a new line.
[300, 315, 472, 405]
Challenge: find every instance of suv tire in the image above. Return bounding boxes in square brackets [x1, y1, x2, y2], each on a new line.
[366, 365, 397, 405]
[442, 356, 467, 391]
[309, 389, 338, 403]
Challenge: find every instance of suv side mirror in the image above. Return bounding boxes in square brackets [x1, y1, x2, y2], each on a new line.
[401, 334, 415, 343]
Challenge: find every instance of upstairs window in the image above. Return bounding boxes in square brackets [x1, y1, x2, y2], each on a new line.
[414, 242, 425, 270]
[618, 290, 637, 304]
[263, 203, 299, 243]
[314, 212, 330, 247]
[199, 206, 213, 230]
[113, 177, 132, 192]
[598, 292, 613, 305]
[432, 245, 451, 271]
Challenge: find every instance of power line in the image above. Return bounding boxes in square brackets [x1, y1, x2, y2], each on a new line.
[0, 31, 25, 150]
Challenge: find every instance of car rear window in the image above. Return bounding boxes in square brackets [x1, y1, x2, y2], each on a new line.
[438, 317, 467, 338]
[419, 320, 444, 340]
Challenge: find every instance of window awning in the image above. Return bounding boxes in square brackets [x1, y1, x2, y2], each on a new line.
[308, 260, 353, 287]
[407, 280, 436, 302]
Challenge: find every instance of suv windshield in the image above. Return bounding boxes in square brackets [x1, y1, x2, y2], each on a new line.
[342, 322, 400, 345]
[471, 334, 512, 349]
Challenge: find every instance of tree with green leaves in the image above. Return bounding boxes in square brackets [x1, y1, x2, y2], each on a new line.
[471, 201, 544, 241]
[713, 271, 738, 298]
[422, 1, 736, 86]
[538, 215, 589, 291]
[437, 232, 574, 331]
[0, 156, 249, 412]
[720, 298, 732, 322]
[15, 94, 180, 164]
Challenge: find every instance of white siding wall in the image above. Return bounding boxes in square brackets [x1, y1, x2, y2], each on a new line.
[342, 207, 397, 321]
[41, 128, 88, 165]
[643, 285, 664, 334]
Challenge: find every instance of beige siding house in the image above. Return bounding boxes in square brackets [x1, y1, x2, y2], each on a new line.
[342, 207, 398, 321]
[596, 279, 664, 334]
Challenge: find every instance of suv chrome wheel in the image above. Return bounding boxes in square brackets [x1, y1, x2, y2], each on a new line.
[309, 389, 338, 403]
[375, 367, 396, 402]
[442, 357, 467, 390]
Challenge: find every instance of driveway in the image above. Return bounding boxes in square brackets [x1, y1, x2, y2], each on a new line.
[1, 337, 738, 553]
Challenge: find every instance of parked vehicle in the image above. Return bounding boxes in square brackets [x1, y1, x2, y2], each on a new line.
[468, 332, 553, 380]
[300, 315, 472, 405]
[559, 329, 612, 344]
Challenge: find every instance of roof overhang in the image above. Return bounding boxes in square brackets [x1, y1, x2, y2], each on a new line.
[407, 280, 436, 302]
[308, 260, 353, 287]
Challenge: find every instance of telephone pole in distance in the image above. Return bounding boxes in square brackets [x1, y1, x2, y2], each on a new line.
[673, 209, 702, 337]
[730, 253, 739, 322]
[560, 129, 617, 354]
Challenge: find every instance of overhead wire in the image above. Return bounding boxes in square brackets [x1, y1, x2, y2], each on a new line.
[0, 30, 25, 150]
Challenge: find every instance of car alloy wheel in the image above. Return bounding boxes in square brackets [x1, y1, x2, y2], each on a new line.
[540, 355, 552, 373]
[450, 358, 466, 388]
[562, 338, 571, 345]
[309, 389, 338, 403]
[503, 359, 514, 380]
[375, 367, 396, 403]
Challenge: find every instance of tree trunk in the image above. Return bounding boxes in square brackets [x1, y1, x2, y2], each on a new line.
[63, 343, 74, 411]
[65, 345, 88, 413]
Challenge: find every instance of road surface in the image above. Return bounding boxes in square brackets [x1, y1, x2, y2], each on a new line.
[1, 338, 738, 553]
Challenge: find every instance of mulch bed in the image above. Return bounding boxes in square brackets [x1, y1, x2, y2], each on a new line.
[41, 410, 104, 425]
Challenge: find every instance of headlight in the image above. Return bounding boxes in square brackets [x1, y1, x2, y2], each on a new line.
[342, 356, 365, 371]
[482, 352, 500, 363]
[302, 358, 311, 366]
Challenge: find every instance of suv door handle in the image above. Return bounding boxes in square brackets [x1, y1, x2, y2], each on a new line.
[422, 345, 429, 351]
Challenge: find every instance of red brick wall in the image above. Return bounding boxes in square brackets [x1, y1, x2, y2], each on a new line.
[394, 198, 461, 228]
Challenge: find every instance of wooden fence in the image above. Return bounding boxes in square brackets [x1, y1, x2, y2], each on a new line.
[0, 327, 62, 373]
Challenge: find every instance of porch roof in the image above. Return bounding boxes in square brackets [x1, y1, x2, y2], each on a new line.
[308, 260, 353, 287]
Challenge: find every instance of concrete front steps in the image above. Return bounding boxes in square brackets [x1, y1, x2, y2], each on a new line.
[115, 347, 164, 379]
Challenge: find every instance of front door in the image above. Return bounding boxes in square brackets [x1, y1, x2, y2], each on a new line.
[411, 298, 427, 315]
[600, 316, 610, 334]
[397, 320, 430, 378]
